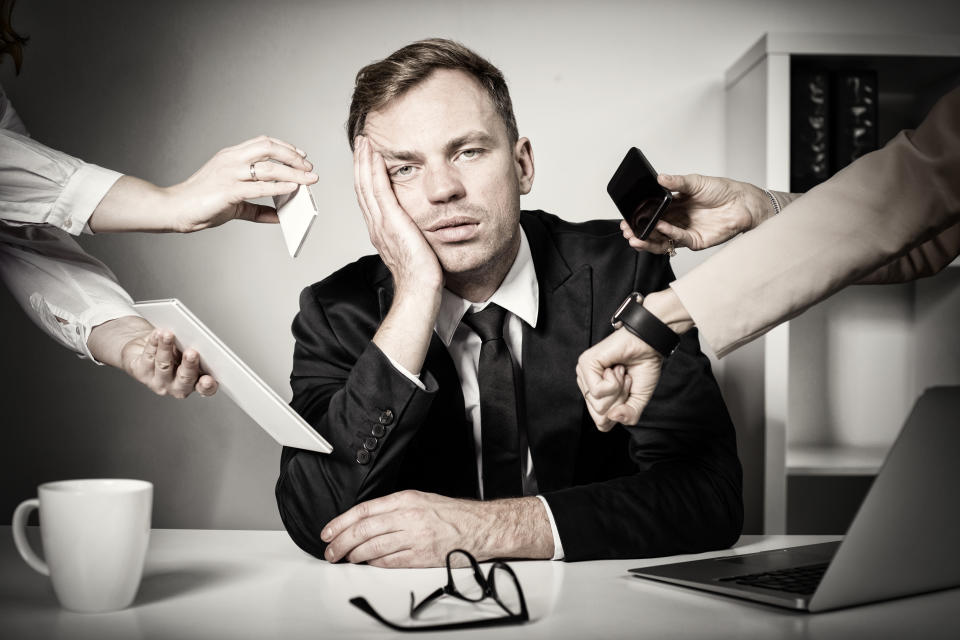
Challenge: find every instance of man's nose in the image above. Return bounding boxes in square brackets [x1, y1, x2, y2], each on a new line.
[424, 164, 465, 204]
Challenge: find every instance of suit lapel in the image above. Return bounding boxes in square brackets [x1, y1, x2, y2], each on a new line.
[520, 215, 593, 492]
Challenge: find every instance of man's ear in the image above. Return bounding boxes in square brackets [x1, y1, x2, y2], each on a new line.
[514, 137, 535, 195]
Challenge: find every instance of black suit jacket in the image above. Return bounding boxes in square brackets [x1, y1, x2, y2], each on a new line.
[277, 211, 742, 561]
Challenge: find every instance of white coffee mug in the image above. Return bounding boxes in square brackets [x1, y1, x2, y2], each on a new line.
[12, 479, 153, 613]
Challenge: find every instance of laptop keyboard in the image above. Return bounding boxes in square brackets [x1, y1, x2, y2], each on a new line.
[718, 562, 829, 595]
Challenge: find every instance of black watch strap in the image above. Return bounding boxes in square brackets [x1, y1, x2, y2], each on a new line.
[611, 292, 680, 358]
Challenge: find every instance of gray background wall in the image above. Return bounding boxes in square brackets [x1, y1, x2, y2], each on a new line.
[2, 0, 958, 531]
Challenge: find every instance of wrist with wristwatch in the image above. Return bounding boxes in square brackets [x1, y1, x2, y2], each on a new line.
[610, 292, 680, 357]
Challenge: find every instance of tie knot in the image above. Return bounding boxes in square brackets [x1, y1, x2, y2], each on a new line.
[463, 303, 508, 342]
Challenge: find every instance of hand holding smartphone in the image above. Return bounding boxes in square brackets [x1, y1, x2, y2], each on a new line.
[606, 147, 672, 240]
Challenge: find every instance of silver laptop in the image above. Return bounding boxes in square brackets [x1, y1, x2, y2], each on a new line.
[630, 386, 960, 612]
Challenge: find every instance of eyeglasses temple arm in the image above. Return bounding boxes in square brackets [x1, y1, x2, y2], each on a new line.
[408, 586, 446, 618]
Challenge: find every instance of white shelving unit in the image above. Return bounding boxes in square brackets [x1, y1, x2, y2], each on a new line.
[786, 445, 887, 477]
[723, 33, 960, 533]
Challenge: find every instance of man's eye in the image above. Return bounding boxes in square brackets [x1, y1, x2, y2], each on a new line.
[391, 165, 415, 178]
[459, 149, 482, 160]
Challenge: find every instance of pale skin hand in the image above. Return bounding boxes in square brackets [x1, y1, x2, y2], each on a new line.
[622, 174, 773, 255]
[320, 490, 554, 567]
[575, 364, 631, 431]
[354, 135, 443, 375]
[88, 135, 319, 234]
[87, 315, 217, 398]
[576, 329, 663, 430]
[576, 289, 694, 428]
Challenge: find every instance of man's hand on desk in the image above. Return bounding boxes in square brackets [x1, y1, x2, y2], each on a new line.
[88, 315, 218, 398]
[320, 490, 554, 568]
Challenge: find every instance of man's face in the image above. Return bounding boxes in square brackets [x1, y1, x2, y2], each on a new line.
[363, 69, 533, 280]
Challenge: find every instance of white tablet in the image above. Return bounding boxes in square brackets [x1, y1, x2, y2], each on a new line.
[133, 298, 332, 454]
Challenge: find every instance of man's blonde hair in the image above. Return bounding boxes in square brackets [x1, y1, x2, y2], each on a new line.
[347, 38, 518, 150]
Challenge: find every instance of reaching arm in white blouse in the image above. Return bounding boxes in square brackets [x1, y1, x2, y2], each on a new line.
[0, 89, 135, 359]
[0, 81, 318, 398]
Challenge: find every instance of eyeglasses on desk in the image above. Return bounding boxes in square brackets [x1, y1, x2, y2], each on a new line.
[350, 549, 530, 632]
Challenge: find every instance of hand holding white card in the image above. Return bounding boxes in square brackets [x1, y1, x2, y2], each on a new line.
[274, 184, 318, 257]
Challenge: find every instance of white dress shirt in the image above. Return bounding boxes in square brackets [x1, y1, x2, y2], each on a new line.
[0, 83, 135, 360]
[387, 229, 566, 560]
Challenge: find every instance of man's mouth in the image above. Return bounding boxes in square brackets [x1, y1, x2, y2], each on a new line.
[425, 216, 480, 242]
[425, 216, 480, 232]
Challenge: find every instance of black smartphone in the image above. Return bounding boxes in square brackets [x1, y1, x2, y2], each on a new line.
[606, 147, 672, 240]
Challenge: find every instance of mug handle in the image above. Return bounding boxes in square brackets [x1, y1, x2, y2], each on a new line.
[12, 499, 49, 576]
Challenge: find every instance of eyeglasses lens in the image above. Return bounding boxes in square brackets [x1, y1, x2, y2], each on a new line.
[448, 550, 485, 601]
[490, 565, 523, 616]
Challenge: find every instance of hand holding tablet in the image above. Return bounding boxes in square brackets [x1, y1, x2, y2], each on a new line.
[134, 298, 332, 454]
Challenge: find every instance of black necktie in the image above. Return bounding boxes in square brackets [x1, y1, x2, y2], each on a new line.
[462, 303, 523, 499]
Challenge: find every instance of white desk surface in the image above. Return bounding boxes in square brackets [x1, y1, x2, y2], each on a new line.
[2, 528, 959, 640]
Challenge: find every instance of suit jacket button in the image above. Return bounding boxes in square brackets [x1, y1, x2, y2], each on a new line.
[370, 424, 386, 438]
[356, 449, 371, 465]
[378, 409, 394, 426]
[363, 437, 378, 451]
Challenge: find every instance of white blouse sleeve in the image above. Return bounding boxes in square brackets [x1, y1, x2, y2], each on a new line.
[0, 225, 138, 360]
[0, 129, 123, 235]
[0, 84, 139, 360]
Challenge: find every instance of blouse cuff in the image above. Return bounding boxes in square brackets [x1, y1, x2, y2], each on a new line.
[77, 303, 142, 363]
[30, 292, 140, 363]
[53, 163, 123, 236]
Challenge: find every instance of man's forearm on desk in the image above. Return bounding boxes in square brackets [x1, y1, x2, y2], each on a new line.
[318, 491, 555, 567]
[480, 496, 556, 560]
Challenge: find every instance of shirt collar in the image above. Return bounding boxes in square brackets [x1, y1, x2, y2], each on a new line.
[435, 228, 539, 346]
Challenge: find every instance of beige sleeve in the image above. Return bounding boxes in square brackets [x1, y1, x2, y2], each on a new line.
[671, 87, 960, 358]
[773, 193, 959, 285]
[857, 222, 960, 284]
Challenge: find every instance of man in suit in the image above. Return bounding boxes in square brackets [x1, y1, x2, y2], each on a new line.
[276, 38, 742, 567]
[578, 87, 959, 429]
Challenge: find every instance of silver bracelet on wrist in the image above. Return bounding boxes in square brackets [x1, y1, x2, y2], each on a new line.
[761, 188, 782, 216]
